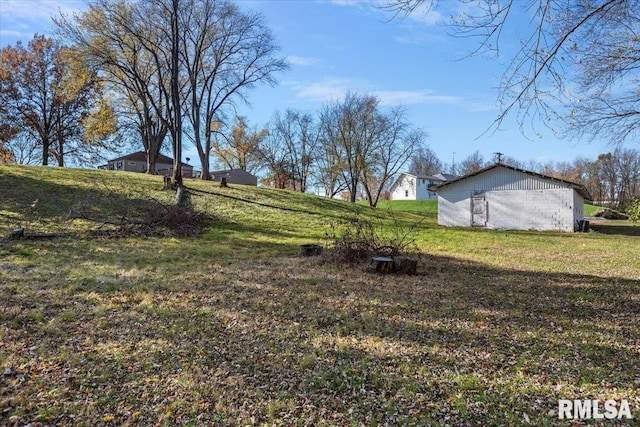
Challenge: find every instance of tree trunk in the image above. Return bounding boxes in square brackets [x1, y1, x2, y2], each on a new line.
[41, 137, 49, 166]
[198, 145, 210, 180]
[147, 157, 156, 174]
[171, 0, 183, 188]
[174, 182, 187, 207]
[363, 182, 376, 208]
[349, 180, 358, 203]
[56, 138, 64, 167]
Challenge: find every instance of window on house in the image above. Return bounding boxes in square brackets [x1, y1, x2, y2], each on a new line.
[422, 179, 425, 184]
[116, 160, 123, 170]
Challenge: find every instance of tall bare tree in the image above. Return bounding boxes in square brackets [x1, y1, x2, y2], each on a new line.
[408, 146, 442, 176]
[58, 0, 286, 183]
[319, 92, 377, 203]
[264, 109, 320, 192]
[360, 107, 425, 207]
[318, 92, 423, 206]
[180, 0, 288, 180]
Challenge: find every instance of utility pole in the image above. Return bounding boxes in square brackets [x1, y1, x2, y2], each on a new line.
[494, 152, 504, 164]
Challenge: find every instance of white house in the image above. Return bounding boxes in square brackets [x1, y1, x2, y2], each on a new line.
[431, 164, 592, 232]
[389, 172, 455, 200]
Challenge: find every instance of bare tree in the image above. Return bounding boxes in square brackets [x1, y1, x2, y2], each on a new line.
[500, 155, 524, 168]
[318, 92, 380, 203]
[264, 109, 320, 192]
[383, 1, 640, 145]
[360, 108, 425, 207]
[258, 128, 295, 189]
[456, 150, 486, 175]
[316, 141, 348, 198]
[181, 0, 288, 180]
[59, 0, 286, 184]
[408, 146, 441, 176]
[318, 92, 423, 206]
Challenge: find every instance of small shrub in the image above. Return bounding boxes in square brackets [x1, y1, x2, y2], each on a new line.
[325, 212, 380, 263]
[324, 210, 421, 263]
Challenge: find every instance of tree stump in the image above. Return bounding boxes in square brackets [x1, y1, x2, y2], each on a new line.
[393, 256, 417, 275]
[10, 228, 24, 240]
[372, 256, 394, 274]
[220, 177, 228, 187]
[163, 176, 172, 190]
[300, 244, 322, 256]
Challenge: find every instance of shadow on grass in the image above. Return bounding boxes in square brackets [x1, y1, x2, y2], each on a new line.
[188, 185, 367, 220]
[0, 169, 173, 231]
[2, 242, 640, 425]
[590, 221, 640, 236]
[209, 252, 640, 392]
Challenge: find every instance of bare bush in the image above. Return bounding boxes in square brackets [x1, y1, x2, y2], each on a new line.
[324, 210, 422, 263]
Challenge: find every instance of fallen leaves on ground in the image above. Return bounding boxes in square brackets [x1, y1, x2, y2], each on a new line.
[1, 248, 639, 426]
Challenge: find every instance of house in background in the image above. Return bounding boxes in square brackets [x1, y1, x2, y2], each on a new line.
[389, 172, 456, 200]
[103, 151, 194, 178]
[209, 169, 258, 186]
[431, 163, 592, 232]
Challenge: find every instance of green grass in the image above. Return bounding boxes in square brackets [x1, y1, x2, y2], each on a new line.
[1, 165, 639, 426]
[361, 199, 438, 214]
[584, 203, 604, 216]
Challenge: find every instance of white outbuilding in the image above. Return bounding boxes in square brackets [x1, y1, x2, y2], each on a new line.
[431, 164, 592, 232]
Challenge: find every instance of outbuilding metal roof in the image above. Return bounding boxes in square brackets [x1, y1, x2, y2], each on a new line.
[430, 163, 592, 201]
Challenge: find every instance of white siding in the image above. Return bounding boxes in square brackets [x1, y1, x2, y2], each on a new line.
[416, 178, 438, 200]
[390, 174, 439, 200]
[391, 174, 417, 200]
[573, 190, 584, 221]
[437, 166, 583, 232]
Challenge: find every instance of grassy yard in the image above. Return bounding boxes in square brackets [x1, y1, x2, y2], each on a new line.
[1, 165, 639, 426]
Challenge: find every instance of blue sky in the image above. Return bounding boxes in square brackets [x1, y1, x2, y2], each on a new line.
[0, 0, 612, 170]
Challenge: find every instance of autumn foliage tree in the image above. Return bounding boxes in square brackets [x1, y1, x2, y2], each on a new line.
[0, 139, 15, 164]
[56, 0, 171, 175]
[0, 34, 116, 166]
[212, 116, 267, 174]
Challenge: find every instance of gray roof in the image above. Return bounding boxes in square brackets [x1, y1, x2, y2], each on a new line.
[109, 151, 191, 166]
[431, 163, 592, 200]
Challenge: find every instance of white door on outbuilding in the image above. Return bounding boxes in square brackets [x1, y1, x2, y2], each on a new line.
[471, 193, 487, 227]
